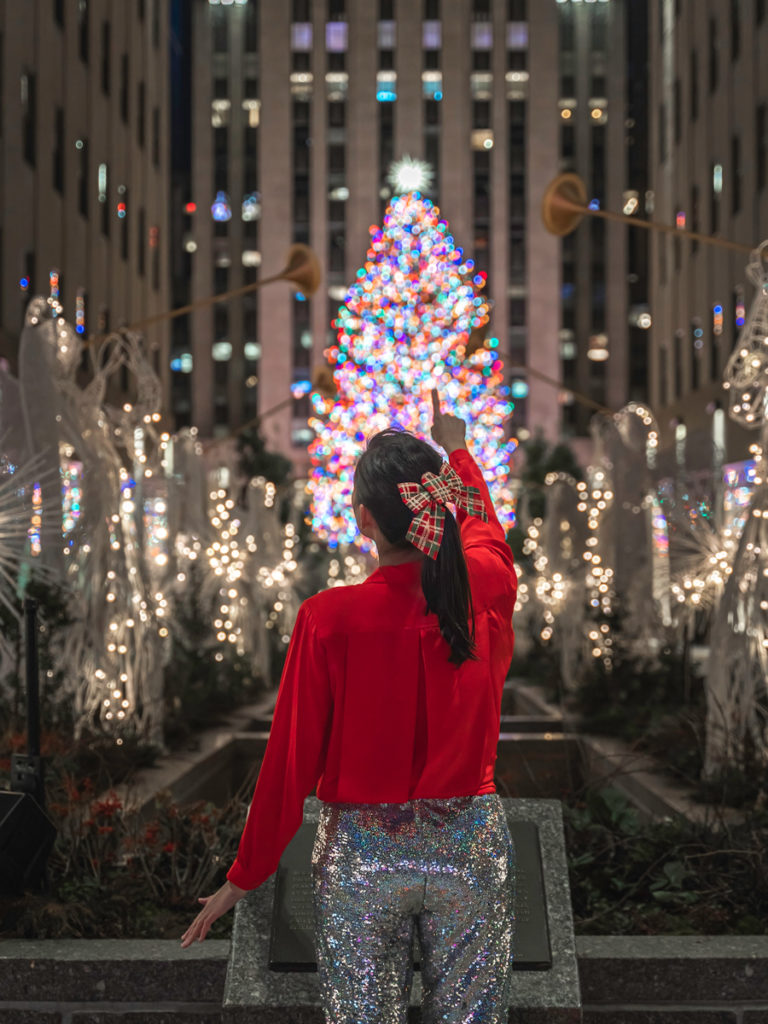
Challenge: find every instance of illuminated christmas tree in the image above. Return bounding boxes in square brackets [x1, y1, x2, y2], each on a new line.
[307, 191, 516, 550]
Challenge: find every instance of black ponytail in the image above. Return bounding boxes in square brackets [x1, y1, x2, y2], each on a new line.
[354, 428, 478, 666]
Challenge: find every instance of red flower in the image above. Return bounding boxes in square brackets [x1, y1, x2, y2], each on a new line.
[98, 825, 114, 835]
[162, 841, 177, 854]
[91, 792, 123, 818]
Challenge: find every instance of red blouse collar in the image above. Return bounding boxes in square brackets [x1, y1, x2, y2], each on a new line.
[367, 559, 423, 584]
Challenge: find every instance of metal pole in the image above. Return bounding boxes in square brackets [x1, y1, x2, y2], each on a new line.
[24, 598, 40, 760]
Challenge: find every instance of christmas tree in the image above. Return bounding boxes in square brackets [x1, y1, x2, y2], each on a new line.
[307, 191, 516, 550]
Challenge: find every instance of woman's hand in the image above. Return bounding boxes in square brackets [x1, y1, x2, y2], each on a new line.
[429, 387, 468, 455]
[180, 879, 248, 948]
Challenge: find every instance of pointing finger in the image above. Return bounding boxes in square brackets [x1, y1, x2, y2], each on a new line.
[430, 388, 441, 419]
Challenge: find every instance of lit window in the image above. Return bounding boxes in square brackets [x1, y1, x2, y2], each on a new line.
[505, 69, 528, 99]
[290, 71, 313, 100]
[325, 72, 348, 100]
[588, 334, 609, 362]
[329, 186, 350, 200]
[506, 22, 528, 48]
[211, 191, 232, 221]
[423, 20, 441, 49]
[326, 21, 348, 52]
[212, 341, 232, 361]
[471, 22, 493, 49]
[471, 129, 494, 150]
[291, 22, 312, 50]
[470, 72, 493, 99]
[292, 426, 315, 446]
[242, 98, 260, 126]
[211, 98, 231, 127]
[242, 192, 261, 220]
[244, 341, 261, 359]
[378, 20, 396, 48]
[170, 353, 193, 372]
[712, 163, 723, 194]
[588, 98, 607, 125]
[376, 70, 397, 102]
[98, 163, 108, 203]
[242, 250, 261, 267]
[422, 71, 443, 100]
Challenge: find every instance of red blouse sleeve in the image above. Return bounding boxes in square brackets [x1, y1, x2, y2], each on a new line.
[449, 447, 517, 583]
[226, 601, 332, 891]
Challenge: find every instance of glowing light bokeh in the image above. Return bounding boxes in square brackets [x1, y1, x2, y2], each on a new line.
[306, 191, 517, 549]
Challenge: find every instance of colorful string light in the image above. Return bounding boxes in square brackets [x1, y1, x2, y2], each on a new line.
[306, 191, 517, 549]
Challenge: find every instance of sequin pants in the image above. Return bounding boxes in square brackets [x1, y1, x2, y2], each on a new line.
[311, 794, 516, 1024]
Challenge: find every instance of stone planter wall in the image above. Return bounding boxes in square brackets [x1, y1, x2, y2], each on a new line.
[1, 938, 768, 1022]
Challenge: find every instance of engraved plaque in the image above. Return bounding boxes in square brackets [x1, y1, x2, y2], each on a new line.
[269, 814, 552, 972]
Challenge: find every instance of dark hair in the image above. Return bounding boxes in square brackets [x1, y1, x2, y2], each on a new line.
[354, 428, 478, 666]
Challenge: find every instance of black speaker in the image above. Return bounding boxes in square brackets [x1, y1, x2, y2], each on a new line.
[0, 790, 57, 895]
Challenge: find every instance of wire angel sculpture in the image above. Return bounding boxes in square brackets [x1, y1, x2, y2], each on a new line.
[705, 243, 768, 779]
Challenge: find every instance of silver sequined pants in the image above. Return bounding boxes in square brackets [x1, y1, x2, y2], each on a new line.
[311, 793, 516, 1024]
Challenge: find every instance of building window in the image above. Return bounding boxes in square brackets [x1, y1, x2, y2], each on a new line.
[245, 1, 258, 51]
[54, 0, 64, 26]
[673, 77, 681, 145]
[691, 320, 702, 391]
[99, 162, 109, 235]
[560, 8, 575, 52]
[690, 183, 699, 254]
[212, 7, 228, 52]
[138, 207, 146, 276]
[120, 54, 129, 122]
[214, 127, 228, 191]
[658, 102, 667, 163]
[152, 0, 160, 48]
[152, 106, 160, 167]
[21, 72, 36, 166]
[120, 187, 129, 261]
[758, 0, 767, 26]
[78, 138, 89, 217]
[100, 21, 110, 94]
[757, 103, 767, 191]
[79, 0, 90, 63]
[731, 0, 740, 60]
[710, 161, 721, 233]
[151, 230, 160, 291]
[732, 134, 741, 214]
[657, 347, 668, 407]
[138, 81, 146, 146]
[690, 49, 698, 120]
[53, 105, 64, 193]
[591, 7, 608, 52]
[708, 17, 718, 92]
[674, 331, 683, 399]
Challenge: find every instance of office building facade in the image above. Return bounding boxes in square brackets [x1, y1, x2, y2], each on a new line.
[648, 0, 768, 461]
[0, 0, 172, 410]
[178, 0, 643, 470]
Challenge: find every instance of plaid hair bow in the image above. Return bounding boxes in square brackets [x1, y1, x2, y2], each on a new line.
[397, 462, 488, 560]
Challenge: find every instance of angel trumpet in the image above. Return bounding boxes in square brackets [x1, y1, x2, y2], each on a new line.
[90, 244, 323, 342]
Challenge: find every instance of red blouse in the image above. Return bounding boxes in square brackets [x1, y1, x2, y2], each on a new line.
[227, 448, 517, 891]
